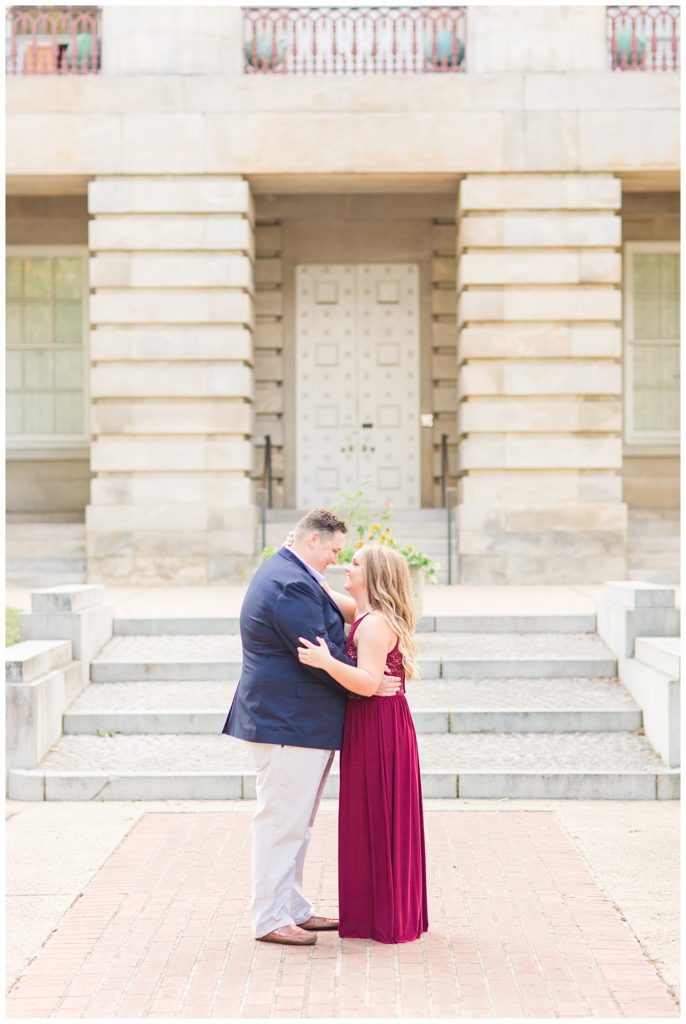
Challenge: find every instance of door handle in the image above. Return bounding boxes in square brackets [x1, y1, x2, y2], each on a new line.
[361, 422, 373, 429]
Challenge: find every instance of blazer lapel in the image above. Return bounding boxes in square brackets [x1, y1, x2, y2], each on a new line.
[278, 548, 344, 622]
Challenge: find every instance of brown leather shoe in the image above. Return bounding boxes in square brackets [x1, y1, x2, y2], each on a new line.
[256, 924, 317, 946]
[298, 915, 339, 931]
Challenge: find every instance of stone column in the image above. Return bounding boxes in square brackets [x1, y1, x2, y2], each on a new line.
[456, 173, 626, 583]
[87, 175, 256, 584]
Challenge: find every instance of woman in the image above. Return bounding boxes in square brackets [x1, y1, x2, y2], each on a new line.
[297, 543, 428, 944]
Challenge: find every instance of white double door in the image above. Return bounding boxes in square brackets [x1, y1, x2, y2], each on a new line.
[295, 263, 420, 509]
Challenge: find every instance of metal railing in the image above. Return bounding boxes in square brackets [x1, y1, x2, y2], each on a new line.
[243, 6, 467, 75]
[607, 6, 680, 70]
[257, 434, 273, 550]
[6, 6, 101, 74]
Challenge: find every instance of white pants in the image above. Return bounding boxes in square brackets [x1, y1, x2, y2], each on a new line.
[247, 741, 335, 938]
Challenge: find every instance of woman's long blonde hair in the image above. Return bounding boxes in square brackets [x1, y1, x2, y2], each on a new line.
[358, 544, 420, 681]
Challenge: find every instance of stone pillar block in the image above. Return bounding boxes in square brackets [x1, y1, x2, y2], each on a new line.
[87, 174, 258, 585]
[597, 581, 680, 658]
[455, 172, 626, 583]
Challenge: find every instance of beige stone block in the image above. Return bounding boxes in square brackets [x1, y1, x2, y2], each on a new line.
[102, 7, 242, 75]
[459, 212, 621, 249]
[459, 398, 621, 434]
[90, 473, 253, 507]
[91, 400, 252, 436]
[504, 112, 579, 171]
[254, 322, 283, 350]
[89, 252, 253, 289]
[255, 258, 282, 286]
[459, 360, 621, 398]
[255, 290, 283, 318]
[6, 114, 123, 175]
[458, 251, 621, 287]
[87, 503, 209, 532]
[90, 289, 254, 328]
[524, 71, 680, 112]
[89, 215, 253, 255]
[432, 417, 458, 447]
[459, 435, 622, 471]
[207, 530, 258, 556]
[207, 505, 259, 531]
[90, 325, 253, 362]
[459, 174, 621, 211]
[432, 323, 457, 350]
[459, 286, 621, 323]
[432, 288, 457, 317]
[432, 354, 458, 381]
[458, 470, 623, 506]
[91, 362, 254, 400]
[255, 383, 283, 416]
[504, 503, 627, 532]
[256, 225, 282, 256]
[432, 224, 456, 255]
[433, 386, 458, 414]
[459, 324, 621, 360]
[254, 415, 284, 447]
[120, 114, 207, 175]
[255, 353, 284, 382]
[431, 258, 457, 284]
[92, 437, 253, 473]
[468, 6, 607, 73]
[88, 176, 251, 215]
[580, 111, 680, 172]
[88, 555, 210, 587]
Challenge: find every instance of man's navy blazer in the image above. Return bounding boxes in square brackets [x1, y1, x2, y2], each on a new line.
[222, 548, 352, 750]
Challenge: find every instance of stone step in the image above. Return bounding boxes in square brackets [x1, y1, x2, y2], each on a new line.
[63, 677, 642, 736]
[8, 731, 677, 801]
[634, 636, 680, 679]
[266, 508, 449, 524]
[89, 633, 617, 682]
[111, 613, 597, 636]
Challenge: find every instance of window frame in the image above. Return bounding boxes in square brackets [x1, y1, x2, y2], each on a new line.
[623, 239, 680, 447]
[6, 243, 90, 454]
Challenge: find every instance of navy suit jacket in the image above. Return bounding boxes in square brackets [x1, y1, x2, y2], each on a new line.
[222, 548, 352, 750]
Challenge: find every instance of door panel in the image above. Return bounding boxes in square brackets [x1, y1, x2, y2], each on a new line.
[295, 263, 420, 508]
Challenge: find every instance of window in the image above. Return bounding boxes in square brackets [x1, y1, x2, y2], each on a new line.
[6, 246, 89, 446]
[624, 242, 680, 444]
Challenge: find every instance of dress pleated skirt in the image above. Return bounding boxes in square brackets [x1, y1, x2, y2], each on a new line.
[338, 693, 429, 943]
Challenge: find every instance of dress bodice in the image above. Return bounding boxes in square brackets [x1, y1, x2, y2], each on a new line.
[344, 613, 406, 693]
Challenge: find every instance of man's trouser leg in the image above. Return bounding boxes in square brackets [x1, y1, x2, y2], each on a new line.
[248, 743, 334, 938]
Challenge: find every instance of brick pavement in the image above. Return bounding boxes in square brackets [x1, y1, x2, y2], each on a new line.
[6, 809, 679, 1019]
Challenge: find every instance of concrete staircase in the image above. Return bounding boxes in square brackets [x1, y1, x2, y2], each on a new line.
[265, 508, 457, 583]
[8, 611, 679, 801]
[628, 509, 680, 584]
[6, 519, 87, 588]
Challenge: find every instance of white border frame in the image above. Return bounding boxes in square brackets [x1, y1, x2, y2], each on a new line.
[6, 244, 90, 455]
[623, 240, 680, 446]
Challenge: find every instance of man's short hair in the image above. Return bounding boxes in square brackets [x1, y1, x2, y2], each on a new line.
[294, 508, 347, 540]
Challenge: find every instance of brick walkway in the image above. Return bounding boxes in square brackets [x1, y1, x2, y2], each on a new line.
[6, 809, 678, 1019]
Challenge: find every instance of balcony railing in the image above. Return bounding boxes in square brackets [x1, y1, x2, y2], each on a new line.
[6, 6, 101, 74]
[607, 6, 680, 70]
[243, 6, 467, 74]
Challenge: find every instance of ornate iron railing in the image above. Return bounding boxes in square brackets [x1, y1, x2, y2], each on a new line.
[6, 6, 101, 74]
[243, 6, 467, 75]
[607, 6, 680, 70]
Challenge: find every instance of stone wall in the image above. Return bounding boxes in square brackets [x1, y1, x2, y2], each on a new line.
[456, 173, 627, 583]
[86, 175, 257, 584]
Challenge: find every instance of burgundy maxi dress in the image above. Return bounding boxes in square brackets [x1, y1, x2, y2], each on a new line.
[338, 613, 428, 943]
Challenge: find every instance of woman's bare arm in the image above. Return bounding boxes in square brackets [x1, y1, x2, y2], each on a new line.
[297, 613, 396, 697]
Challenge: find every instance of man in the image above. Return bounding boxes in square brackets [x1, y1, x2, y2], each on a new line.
[222, 507, 400, 946]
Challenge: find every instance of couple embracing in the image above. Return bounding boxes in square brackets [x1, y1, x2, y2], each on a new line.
[222, 508, 428, 946]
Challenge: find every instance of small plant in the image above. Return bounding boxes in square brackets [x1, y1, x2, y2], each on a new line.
[332, 482, 438, 582]
[5, 607, 21, 646]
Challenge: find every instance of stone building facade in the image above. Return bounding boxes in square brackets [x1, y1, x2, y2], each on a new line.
[5, 5, 680, 585]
